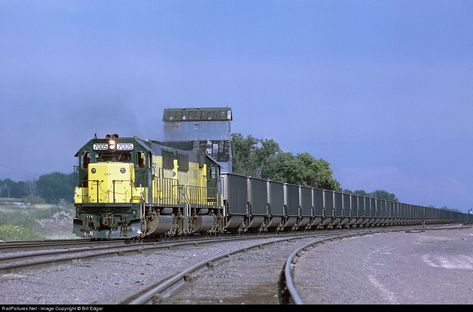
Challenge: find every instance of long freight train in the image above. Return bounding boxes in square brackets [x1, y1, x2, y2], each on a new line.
[73, 134, 472, 239]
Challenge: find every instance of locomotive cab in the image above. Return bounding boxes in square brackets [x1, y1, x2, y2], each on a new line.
[73, 134, 151, 238]
[74, 134, 149, 205]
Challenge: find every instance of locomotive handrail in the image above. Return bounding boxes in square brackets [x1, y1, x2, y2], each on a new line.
[75, 179, 101, 203]
[91, 180, 100, 203]
[77, 179, 136, 203]
[154, 176, 180, 205]
[184, 185, 219, 208]
[153, 175, 220, 208]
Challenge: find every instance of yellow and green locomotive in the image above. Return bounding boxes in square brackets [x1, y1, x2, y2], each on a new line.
[73, 134, 223, 239]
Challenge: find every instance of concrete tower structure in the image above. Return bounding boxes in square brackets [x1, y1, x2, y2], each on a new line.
[162, 107, 233, 173]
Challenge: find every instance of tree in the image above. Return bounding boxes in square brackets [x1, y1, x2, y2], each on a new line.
[370, 190, 398, 202]
[231, 133, 258, 176]
[231, 133, 341, 191]
[343, 188, 398, 202]
[0, 179, 30, 198]
[354, 190, 369, 197]
[262, 152, 306, 184]
[295, 153, 341, 191]
[231, 133, 281, 178]
[36, 172, 74, 204]
[441, 206, 460, 212]
[252, 138, 281, 178]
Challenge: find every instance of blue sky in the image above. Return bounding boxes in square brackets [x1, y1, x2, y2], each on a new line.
[0, 0, 472, 212]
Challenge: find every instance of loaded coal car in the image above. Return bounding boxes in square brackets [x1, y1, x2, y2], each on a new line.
[73, 134, 223, 239]
[219, 173, 473, 232]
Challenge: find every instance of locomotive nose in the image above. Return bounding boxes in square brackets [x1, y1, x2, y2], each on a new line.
[88, 163, 135, 203]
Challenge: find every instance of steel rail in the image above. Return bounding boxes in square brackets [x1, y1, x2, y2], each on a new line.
[281, 231, 373, 304]
[0, 232, 327, 273]
[0, 226, 341, 252]
[0, 239, 128, 252]
[281, 224, 472, 304]
[0, 230, 329, 266]
[0, 235, 235, 262]
[125, 233, 347, 304]
[0, 236, 259, 273]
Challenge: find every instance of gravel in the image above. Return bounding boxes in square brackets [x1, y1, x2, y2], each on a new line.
[0, 237, 295, 304]
[3, 225, 469, 304]
[163, 235, 330, 304]
[294, 227, 473, 304]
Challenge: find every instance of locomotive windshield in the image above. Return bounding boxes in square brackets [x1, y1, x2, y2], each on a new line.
[90, 136, 134, 163]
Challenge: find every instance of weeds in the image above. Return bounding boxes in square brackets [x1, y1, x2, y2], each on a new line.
[0, 224, 41, 241]
[0, 204, 75, 241]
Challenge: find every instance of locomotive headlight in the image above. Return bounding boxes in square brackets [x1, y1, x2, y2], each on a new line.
[109, 139, 116, 150]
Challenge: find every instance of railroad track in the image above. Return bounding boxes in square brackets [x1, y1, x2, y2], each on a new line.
[1, 223, 466, 253]
[279, 231, 374, 304]
[280, 224, 472, 304]
[0, 238, 130, 252]
[0, 232, 279, 252]
[0, 231, 333, 273]
[124, 224, 471, 305]
[1, 224, 468, 304]
[0, 229, 329, 252]
[121, 228, 380, 304]
[0, 236, 221, 252]
[0, 236, 227, 252]
[0, 237, 257, 273]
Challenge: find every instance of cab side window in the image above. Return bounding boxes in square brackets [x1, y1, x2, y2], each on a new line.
[137, 152, 146, 168]
[81, 152, 90, 187]
[82, 152, 90, 168]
